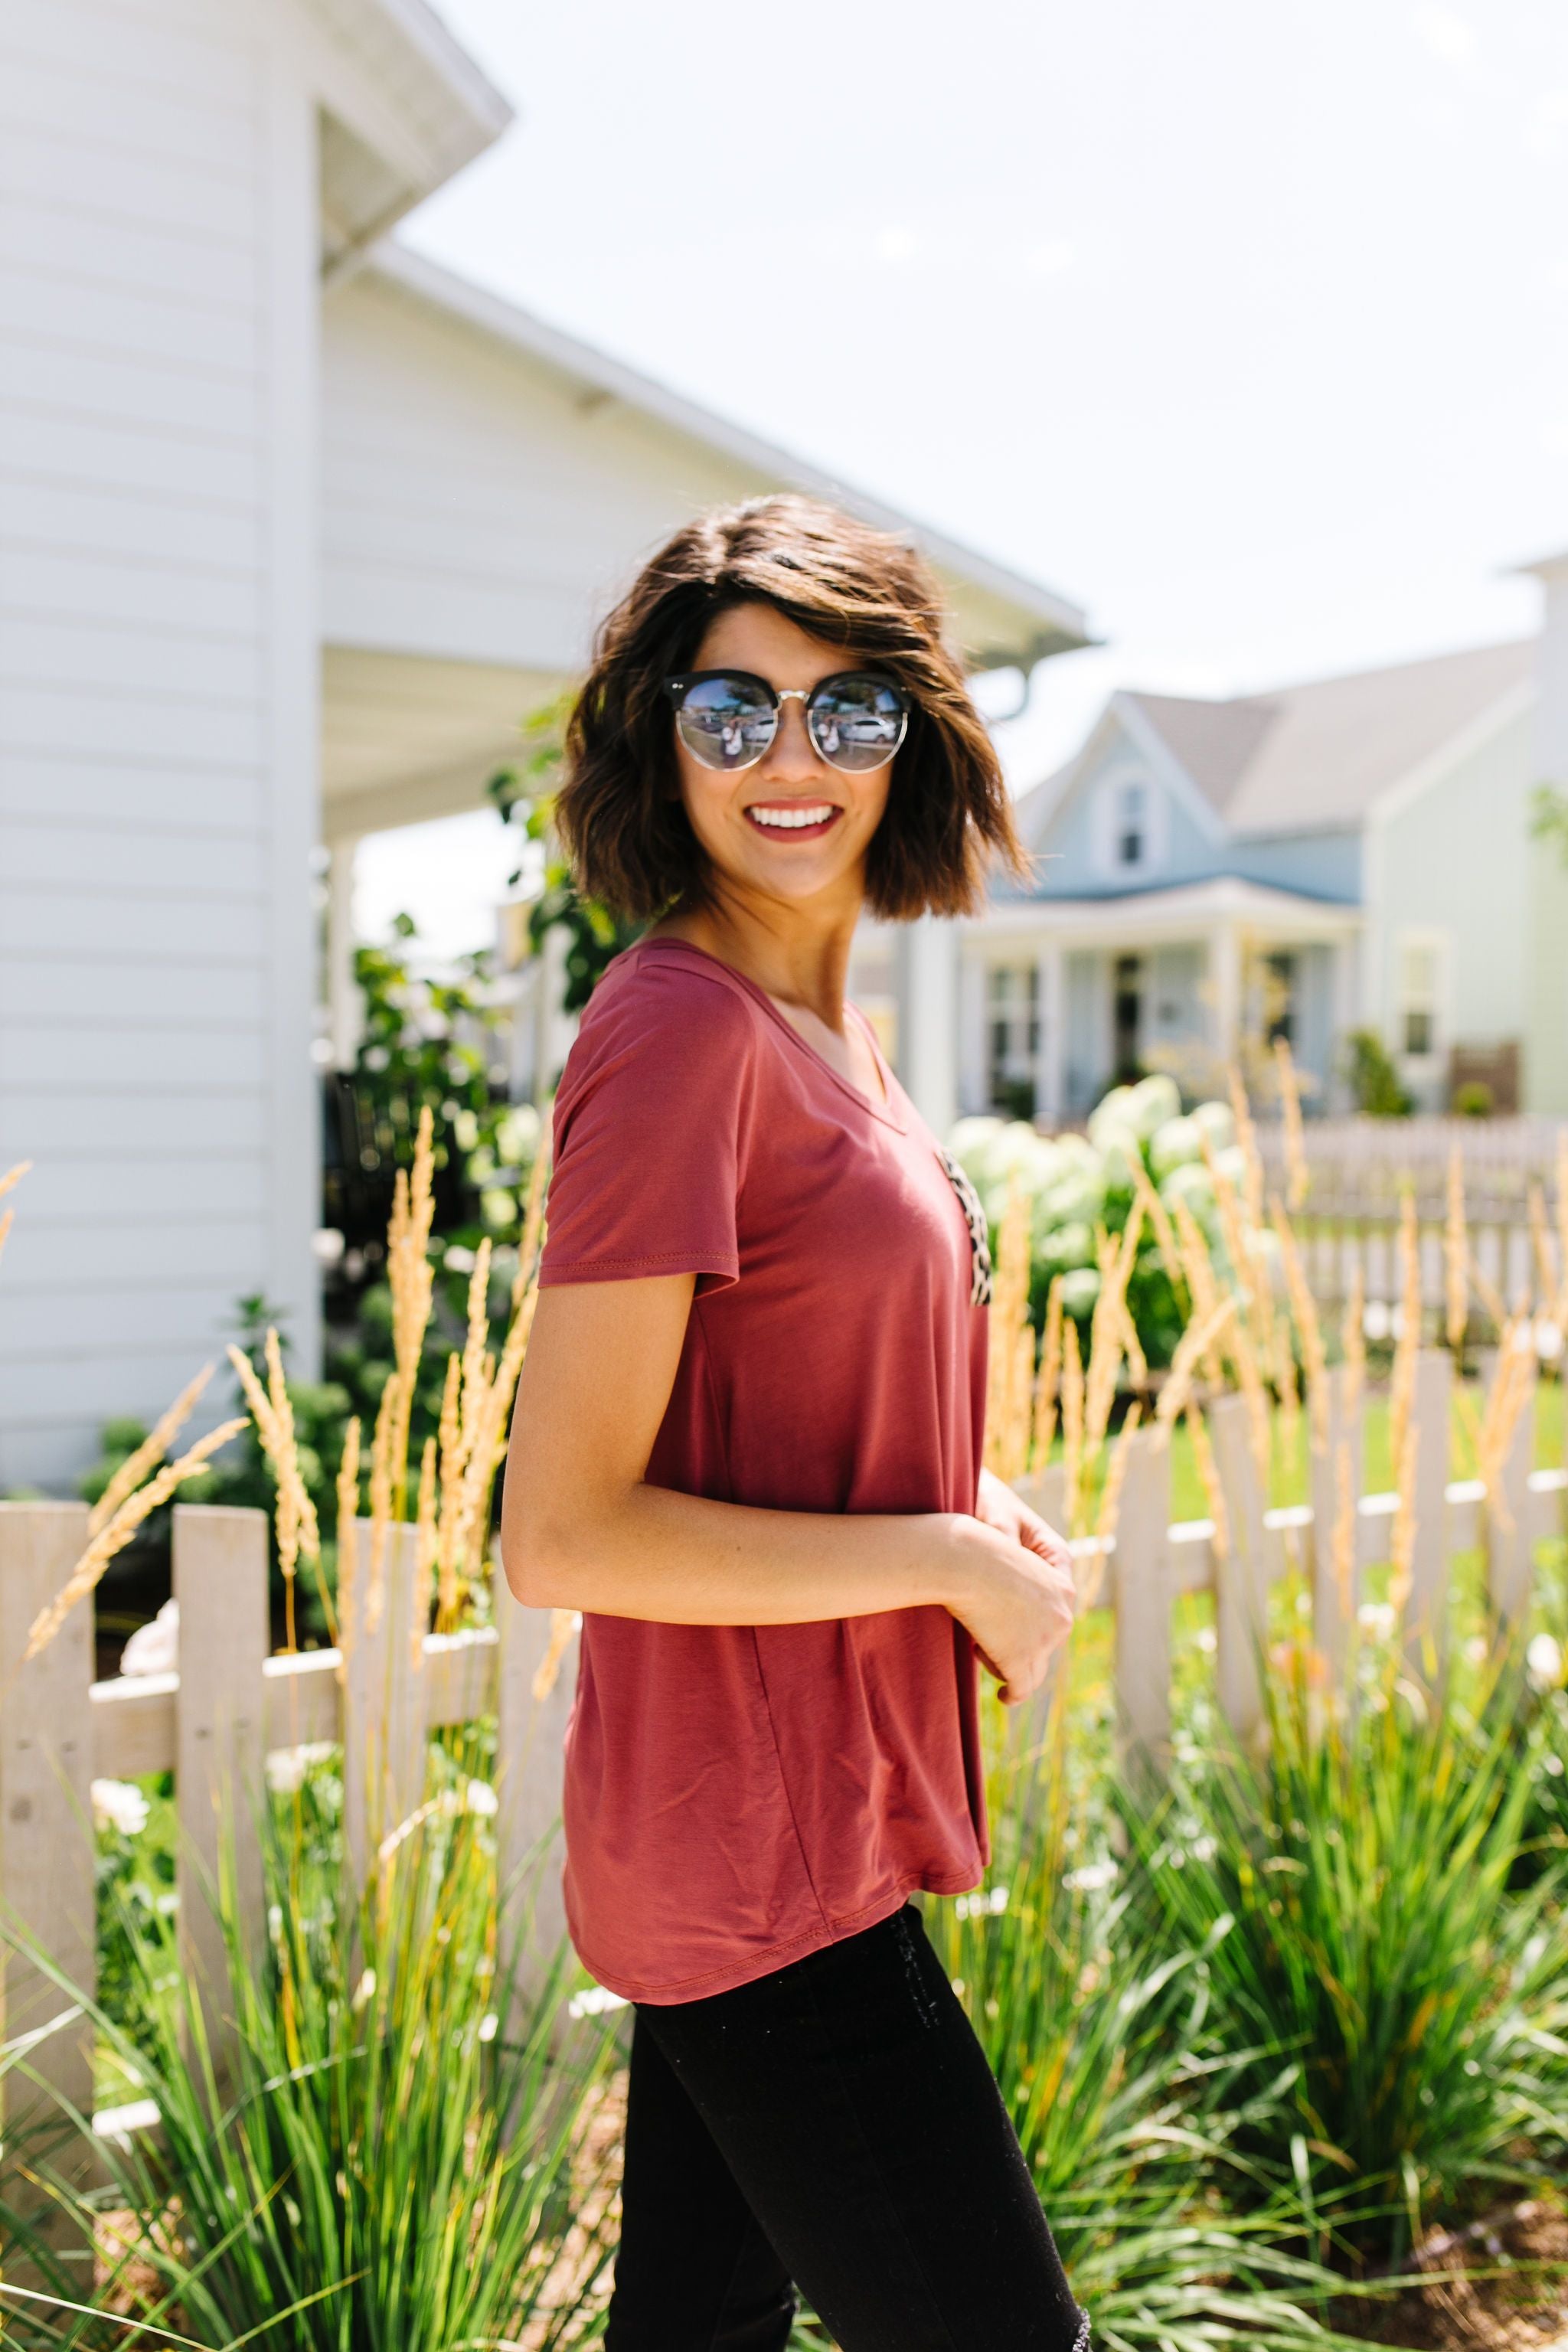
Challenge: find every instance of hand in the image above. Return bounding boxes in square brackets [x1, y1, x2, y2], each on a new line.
[942, 1472, 1077, 1705]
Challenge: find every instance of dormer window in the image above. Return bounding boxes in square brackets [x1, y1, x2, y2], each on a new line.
[1093, 769, 1165, 882]
[1116, 781, 1147, 868]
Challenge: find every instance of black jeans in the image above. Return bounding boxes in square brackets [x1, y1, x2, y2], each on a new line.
[604, 1902, 1090, 2352]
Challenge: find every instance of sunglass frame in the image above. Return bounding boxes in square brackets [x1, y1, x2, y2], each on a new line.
[662, 668, 910, 773]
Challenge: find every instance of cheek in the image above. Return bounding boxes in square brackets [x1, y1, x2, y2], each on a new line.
[671, 756, 735, 841]
[857, 770, 894, 832]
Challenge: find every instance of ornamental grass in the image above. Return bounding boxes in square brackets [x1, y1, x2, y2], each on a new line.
[1119, 1632, 1568, 2268]
[1, 1739, 619, 2350]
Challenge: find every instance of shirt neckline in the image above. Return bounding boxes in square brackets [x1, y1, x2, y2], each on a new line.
[632, 936, 910, 1134]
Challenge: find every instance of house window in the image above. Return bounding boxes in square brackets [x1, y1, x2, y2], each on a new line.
[1112, 953, 1144, 1080]
[1398, 938, 1443, 1060]
[1115, 781, 1147, 869]
[1263, 951, 1297, 1047]
[987, 963, 1039, 1119]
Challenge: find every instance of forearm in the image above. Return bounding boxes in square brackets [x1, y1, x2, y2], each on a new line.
[505, 1475, 962, 1625]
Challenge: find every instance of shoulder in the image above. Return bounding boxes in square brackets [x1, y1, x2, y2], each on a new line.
[557, 945, 761, 1106]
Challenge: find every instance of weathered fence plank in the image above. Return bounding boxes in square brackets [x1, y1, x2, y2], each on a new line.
[1488, 1360, 1539, 1639]
[1209, 1394, 1269, 1752]
[1111, 1429, 1172, 1777]
[1309, 1364, 1364, 1682]
[341, 1518, 426, 1895]
[0, 1501, 96, 2292]
[1403, 1349, 1454, 1685]
[495, 1576, 578, 2009]
[174, 1504, 268, 2066]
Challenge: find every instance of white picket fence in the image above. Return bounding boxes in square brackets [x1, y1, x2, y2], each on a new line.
[0, 1500, 573, 2264]
[2, 1368, 1565, 2223]
[1014, 1351, 1565, 1765]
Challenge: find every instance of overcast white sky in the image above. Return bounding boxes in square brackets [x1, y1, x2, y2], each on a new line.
[359, 0, 1568, 953]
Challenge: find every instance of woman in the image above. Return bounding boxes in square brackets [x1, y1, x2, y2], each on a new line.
[501, 495, 1088, 2352]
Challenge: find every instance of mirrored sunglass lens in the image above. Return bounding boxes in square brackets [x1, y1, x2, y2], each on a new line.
[675, 675, 774, 768]
[808, 677, 906, 769]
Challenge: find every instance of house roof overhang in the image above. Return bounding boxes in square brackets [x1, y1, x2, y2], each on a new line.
[367, 243, 1092, 674]
[964, 874, 1364, 950]
[309, 0, 513, 274]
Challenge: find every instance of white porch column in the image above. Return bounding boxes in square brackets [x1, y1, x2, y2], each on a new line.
[1036, 941, 1066, 1125]
[897, 915, 959, 1135]
[1329, 933, 1361, 1111]
[1210, 921, 1242, 1072]
[326, 838, 362, 1070]
[956, 948, 987, 1116]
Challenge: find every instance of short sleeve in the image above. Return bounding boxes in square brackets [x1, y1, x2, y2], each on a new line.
[539, 959, 756, 1294]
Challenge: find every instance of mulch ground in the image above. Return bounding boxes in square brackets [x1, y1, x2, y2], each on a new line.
[1328, 2195, 1568, 2350]
[89, 2156, 1568, 2350]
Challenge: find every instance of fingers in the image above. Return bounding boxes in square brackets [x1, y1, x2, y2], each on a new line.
[1020, 1518, 1070, 1566]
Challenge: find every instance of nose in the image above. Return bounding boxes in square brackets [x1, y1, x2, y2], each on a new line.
[756, 693, 821, 778]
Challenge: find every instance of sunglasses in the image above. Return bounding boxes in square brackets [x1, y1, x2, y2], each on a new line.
[664, 669, 909, 775]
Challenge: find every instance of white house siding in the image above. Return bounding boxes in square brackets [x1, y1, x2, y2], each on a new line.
[0, 0, 320, 1485]
[322, 266, 769, 681]
[1368, 701, 1534, 1105]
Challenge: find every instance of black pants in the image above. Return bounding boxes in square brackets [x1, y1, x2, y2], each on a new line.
[604, 1902, 1090, 2352]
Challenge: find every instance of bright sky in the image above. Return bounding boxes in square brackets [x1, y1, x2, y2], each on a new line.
[359, 0, 1568, 956]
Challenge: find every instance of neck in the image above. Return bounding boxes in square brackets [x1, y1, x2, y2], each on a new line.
[656, 876, 863, 1028]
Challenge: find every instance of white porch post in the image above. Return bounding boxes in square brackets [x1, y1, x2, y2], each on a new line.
[1330, 933, 1361, 1111]
[956, 948, 987, 1116]
[327, 838, 362, 1070]
[897, 915, 959, 1135]
[1210, 921, 1242, 1071]
[1037, 941, 1065, 1125]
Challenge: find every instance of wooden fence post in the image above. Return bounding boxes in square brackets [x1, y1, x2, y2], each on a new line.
[341, 1519, 426, 1898]
[1310, 1364, 1361, 1684]
[1110, 1429, 1172, 1782]
[1402, 1349, 1453, 1688]
[494, 1570, 578, 2011]
[0, 1501, 96, 2296]
[174, 1505, 268, 2073]
[1209, 1393, 1269, 1754]
[1488, 1357, 1538, 1644]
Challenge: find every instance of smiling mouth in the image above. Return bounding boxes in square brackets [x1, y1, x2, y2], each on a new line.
[745, 802, 842, 838]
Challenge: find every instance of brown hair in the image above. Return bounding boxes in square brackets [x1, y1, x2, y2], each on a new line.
[557, 495, 1025, 921]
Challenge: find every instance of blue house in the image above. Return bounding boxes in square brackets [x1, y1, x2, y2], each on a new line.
[947, 615, 1568, 1122]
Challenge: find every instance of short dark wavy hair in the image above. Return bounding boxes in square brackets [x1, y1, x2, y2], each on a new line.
[556, 495, 1025, 922]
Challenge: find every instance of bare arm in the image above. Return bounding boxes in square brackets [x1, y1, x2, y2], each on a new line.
[499, 1273, 1076, 1700]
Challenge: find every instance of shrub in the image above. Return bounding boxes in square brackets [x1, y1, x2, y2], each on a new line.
[1119, 1639, 1568, 2262]
[1343, 1030, 1413, 1119]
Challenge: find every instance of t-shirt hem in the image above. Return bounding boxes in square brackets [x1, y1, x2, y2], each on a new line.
[570, 1866, 985, 2007]
[539, 1247, 740, 1287]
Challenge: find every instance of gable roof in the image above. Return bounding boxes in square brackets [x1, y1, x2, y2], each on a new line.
[1122, 692, 1276, 816]
[1124, 637, 1534, 838]
[370, 244, 1090, 673]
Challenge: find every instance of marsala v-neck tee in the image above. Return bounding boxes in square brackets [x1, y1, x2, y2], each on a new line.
[538, 937, 992, 2004]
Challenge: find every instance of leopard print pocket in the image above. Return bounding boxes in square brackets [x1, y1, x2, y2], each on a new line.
[936, 1146, 994, 1308]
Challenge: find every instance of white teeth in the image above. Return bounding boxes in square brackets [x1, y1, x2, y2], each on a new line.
[748, 805, 836, 831]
